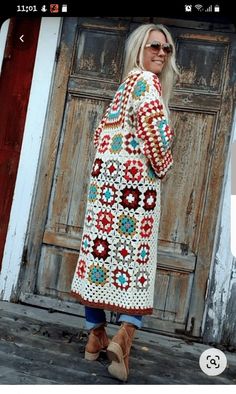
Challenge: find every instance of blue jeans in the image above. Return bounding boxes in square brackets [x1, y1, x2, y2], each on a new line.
[85, 306, 142, 329]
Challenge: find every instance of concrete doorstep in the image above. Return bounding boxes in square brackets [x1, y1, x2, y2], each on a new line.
[0, 300, 235, 385]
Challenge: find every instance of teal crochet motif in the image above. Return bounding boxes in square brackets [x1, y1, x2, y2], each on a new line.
[133, 79, 148, 97]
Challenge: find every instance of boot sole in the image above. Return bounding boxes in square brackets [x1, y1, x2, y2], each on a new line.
[85, 341, 110, 361]
[84, 350, 100, 361]
[107, 342, 128, 382]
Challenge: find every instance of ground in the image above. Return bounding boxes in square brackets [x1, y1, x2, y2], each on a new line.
[0, 301, 235, 385]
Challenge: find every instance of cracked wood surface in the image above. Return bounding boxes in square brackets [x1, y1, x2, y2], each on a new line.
[0, 302, 235, 384]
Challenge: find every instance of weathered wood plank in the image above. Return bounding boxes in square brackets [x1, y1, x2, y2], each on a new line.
[0, 320, 235, 385]
[0, 348, 114, 384]
[0, 302, 235, 384]
[0, 366, 59, 384]
[0, 299, 85, 328]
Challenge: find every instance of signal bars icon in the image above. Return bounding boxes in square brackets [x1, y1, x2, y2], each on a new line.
[205, 5, 213, 11]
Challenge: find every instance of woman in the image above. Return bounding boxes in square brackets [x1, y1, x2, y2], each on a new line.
[71, 23, 179, 381]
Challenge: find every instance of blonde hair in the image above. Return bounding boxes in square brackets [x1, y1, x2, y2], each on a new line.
[123, 24, 179, 114]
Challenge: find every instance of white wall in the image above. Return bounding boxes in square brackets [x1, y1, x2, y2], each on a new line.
[0, 19, 10, 75]
[203, 109, 236, 343]
[0, 18, 62, 300]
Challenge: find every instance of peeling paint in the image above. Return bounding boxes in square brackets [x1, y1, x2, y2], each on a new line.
[203, 105, 236, 346]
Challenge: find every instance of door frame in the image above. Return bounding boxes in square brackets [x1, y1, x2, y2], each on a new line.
[0, 17, 62, 300]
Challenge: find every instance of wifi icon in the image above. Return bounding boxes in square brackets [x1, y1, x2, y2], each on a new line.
[195, 4, 204, 11]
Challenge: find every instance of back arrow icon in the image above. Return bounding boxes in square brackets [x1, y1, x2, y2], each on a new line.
[20, 35, 24, 42]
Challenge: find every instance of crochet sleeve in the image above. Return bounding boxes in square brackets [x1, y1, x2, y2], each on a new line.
[133, 72, 174, 178]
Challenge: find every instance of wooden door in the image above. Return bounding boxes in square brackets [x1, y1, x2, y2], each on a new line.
[20, 17, 236, 338]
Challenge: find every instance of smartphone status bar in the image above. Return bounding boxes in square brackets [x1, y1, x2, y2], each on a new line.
[0, 1, 234, 19]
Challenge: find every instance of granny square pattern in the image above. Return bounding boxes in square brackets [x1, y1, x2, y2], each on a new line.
[71, 69, 174, 315]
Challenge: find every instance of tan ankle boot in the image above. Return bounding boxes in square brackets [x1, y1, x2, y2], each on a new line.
[107, 323, 136, 381]
[85, 324, 110, 361]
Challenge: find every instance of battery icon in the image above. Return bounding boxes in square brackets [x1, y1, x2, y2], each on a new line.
[62, 4, 67, 12]
[214, 5, 220, 12]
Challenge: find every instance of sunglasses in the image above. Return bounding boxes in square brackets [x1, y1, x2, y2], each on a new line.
[145, 40, 173, 54]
